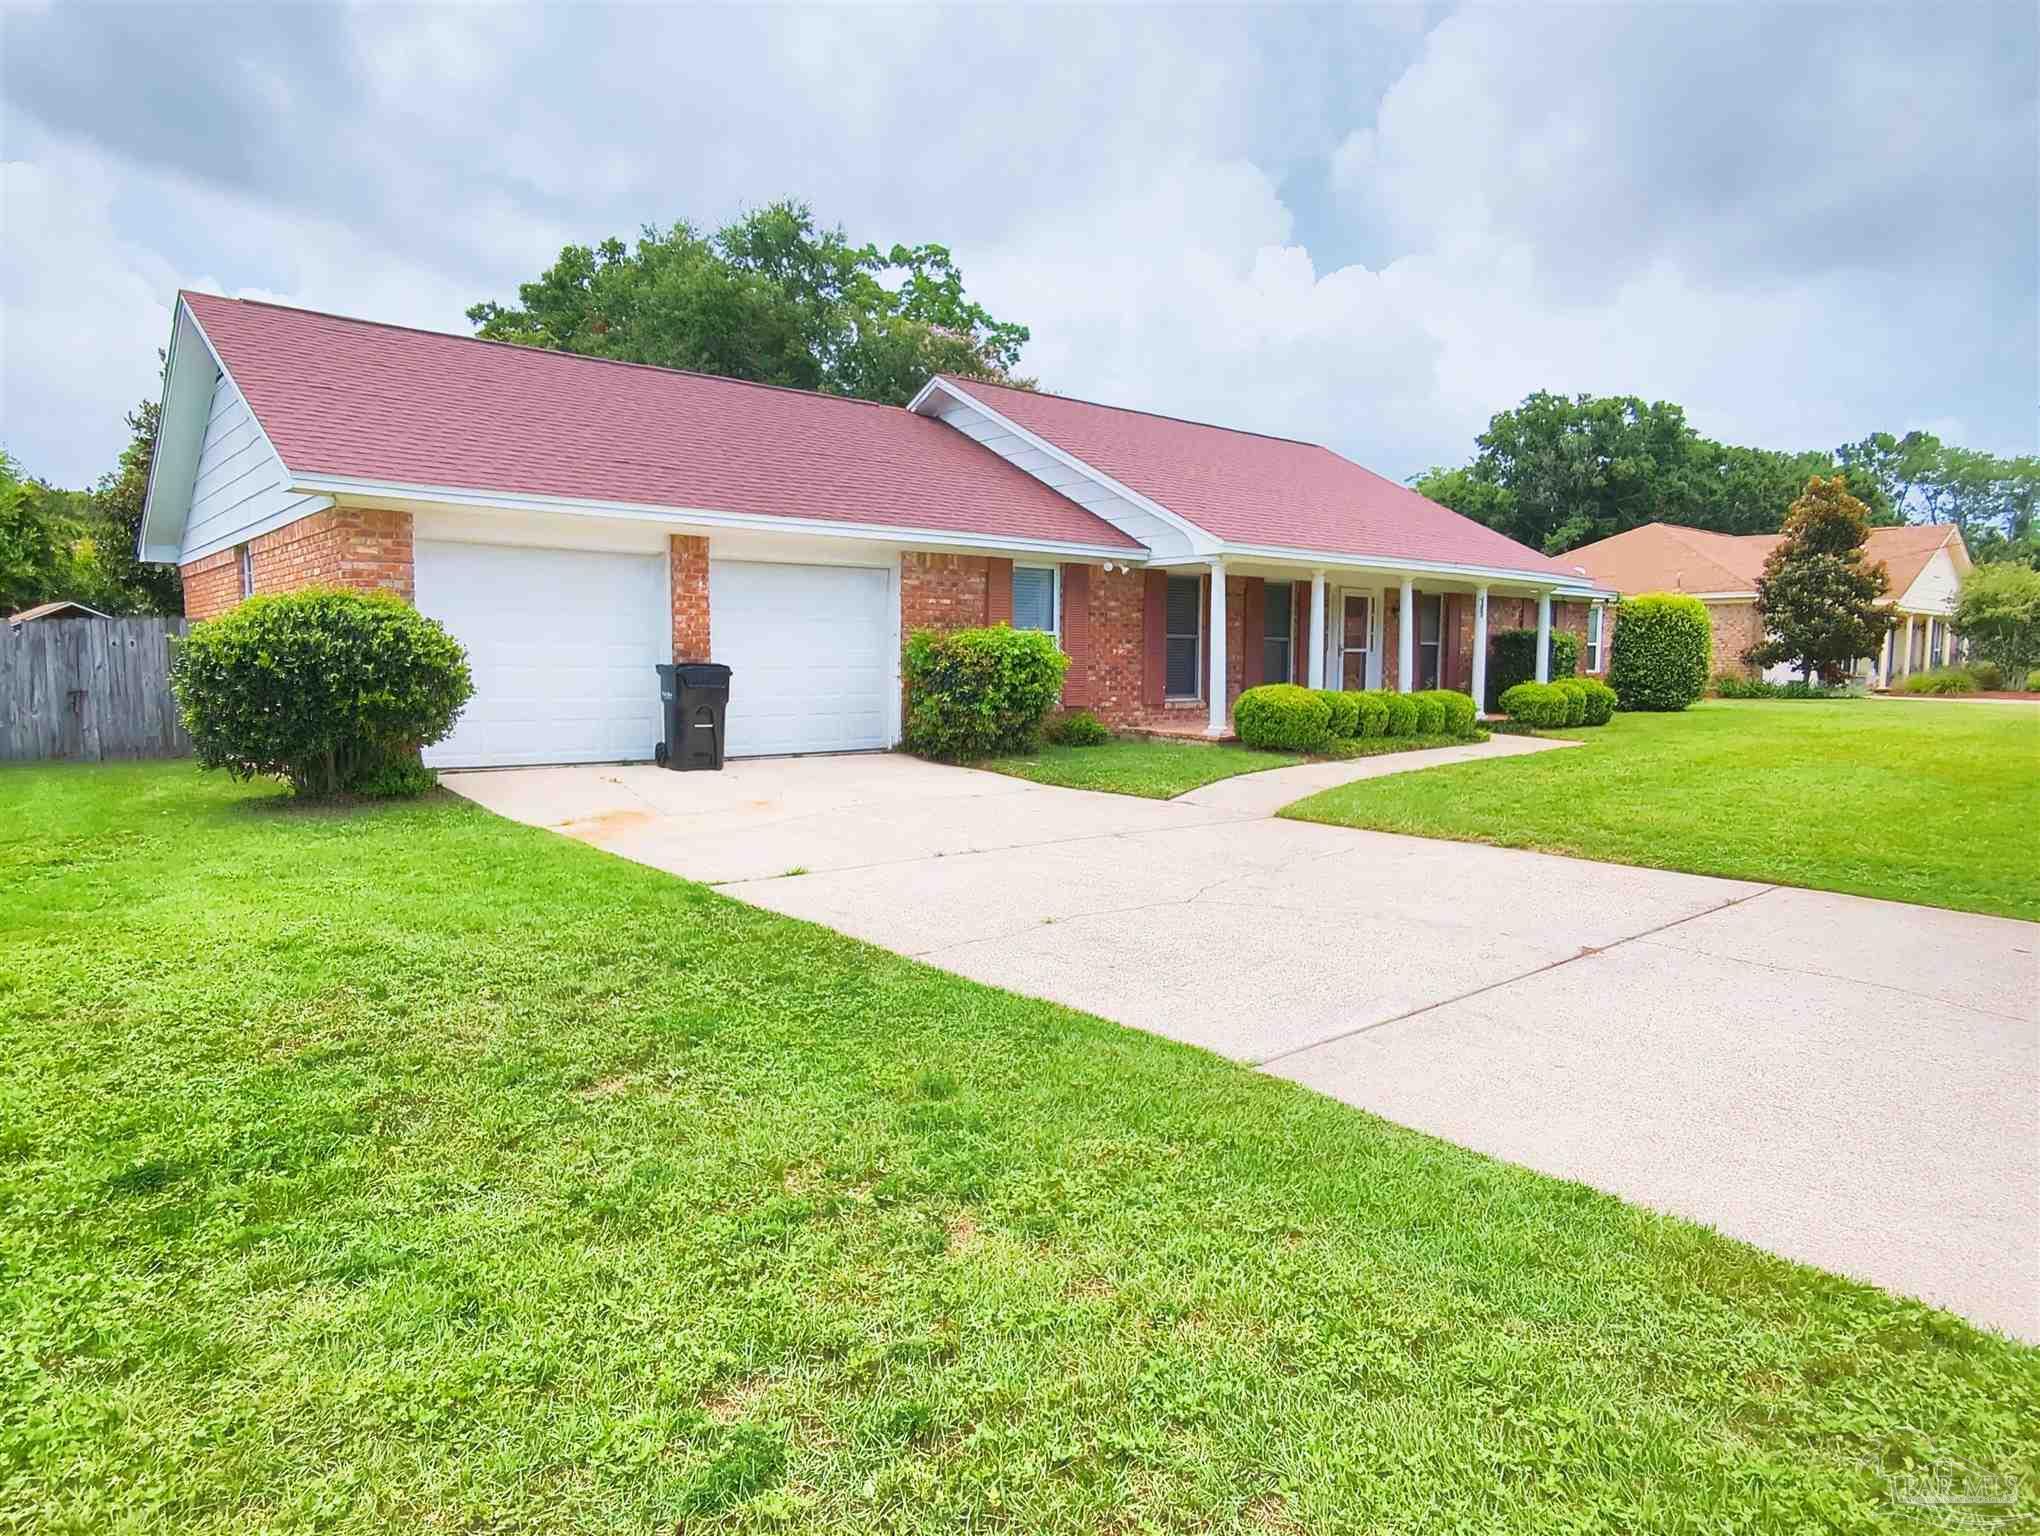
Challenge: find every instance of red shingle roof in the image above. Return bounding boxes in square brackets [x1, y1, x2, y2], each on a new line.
[944, 376, 1592, 582]
[1571, 521, 1963, 598]
[180, 293, 1140, 551]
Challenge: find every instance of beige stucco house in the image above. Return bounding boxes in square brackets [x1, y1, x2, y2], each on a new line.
[1570, 522, 1971, 687]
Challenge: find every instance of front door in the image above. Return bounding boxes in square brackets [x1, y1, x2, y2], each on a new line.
[1340, 594, 1371, 689]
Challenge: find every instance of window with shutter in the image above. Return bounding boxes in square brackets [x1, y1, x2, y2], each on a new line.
[1013, 565, 1057, 633]
[1165, 575, 1202, 698]
[1262, 581, 1292, 683]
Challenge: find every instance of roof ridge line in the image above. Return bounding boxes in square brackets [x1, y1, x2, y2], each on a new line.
[178, 290, 913, 414]
[944, 373, 1325, 450]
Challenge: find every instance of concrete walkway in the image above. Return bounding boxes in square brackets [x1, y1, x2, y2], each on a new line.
[449, 750, 2039, 1340]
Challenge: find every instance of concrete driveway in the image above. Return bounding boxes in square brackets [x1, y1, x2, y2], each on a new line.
[449, 750, 2039, 1340]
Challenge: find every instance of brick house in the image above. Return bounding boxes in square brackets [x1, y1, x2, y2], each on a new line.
[1569, 522, 1971, 687]
[140, 293, 1612, 767]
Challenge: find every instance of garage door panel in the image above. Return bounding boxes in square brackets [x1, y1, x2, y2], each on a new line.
[710, 560, 893, 757]
[417, 540, 666, 768]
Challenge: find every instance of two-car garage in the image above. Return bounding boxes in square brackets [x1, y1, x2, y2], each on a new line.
[416, 534, 895, 769]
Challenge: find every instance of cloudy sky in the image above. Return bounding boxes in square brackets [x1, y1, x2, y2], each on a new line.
[3, 2, 2033, 490]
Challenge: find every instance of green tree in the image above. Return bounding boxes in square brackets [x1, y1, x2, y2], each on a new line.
[1952, 562, 2040, 677]
[0, 452, 65, 612]
[1746, 477, 1892, 683]
[468, 201, 1031, 406]
[87, 394, 183, 614]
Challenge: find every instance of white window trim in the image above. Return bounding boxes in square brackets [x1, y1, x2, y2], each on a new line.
[1012, 561, 1061, 638]
[1164, 572, 1205, 701]
[1587, 605, 1603, 672]
[236, 543, 254, 599]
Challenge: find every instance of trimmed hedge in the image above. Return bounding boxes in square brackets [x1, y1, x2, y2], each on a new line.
[1899, 667, 1977, 696]
[1314, 689, 1361, 739]
[1606, 593, 1711, 711]
[903, 625, 1070, 761]
[168, 586, 472, 799]
[1487, 626, 1580, 708]
[1351, 691, 1390, 738]
[1550, 677, 1590, 726]
[1410, 694, 1446, 734]
[1233, 683, 1333, 752]
[1577, 678, 1618, 726]
[1381, 693, 1419, 737]
[1415, 688, 1478, 736]
[1043, 708, 1111, 746]
[1498, 681, 1570, 728]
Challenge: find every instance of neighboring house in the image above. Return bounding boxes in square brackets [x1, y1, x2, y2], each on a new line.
[9, 600, 112, 627]
[138, 293, 1612, 767]
[1570, 521, 1970, 687]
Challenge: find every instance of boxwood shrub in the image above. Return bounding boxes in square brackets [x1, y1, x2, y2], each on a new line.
[1498, 681, 1569, 728]
[1409, 694, 1446, 734]
[168, 586, 472, 799]
[1577, 678, 1618, 726]
[903, 625, 1070, 761]
[1351, 691, 1390, 737]
[1487, 627, 1581, 708]
[1415, 688, 1478, 736]
[1313, 689, 1361, 738]
[1606, 593, 1711, 711]
[1381, 693, 1419, 737]
[1233, 683, 1333, 751]
[1550, 677, 1590, 726]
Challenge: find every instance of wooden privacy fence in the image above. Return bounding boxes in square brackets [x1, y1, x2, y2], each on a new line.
[1, 617, 191, 762]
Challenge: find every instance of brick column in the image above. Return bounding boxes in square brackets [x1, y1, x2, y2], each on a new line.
[670, 534, 711, 662]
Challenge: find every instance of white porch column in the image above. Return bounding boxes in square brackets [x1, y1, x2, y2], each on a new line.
[1873, 629, 1888, 690]
[1534, 591, 1553, 682]
[1942, 620, 1955, 666]
[1207, 558, 1228, 736]
[1307, 569, 1327, 688]
[1471, 585, 1490, 713]
[1396, 575, 1415, 692]
[1901, 613, 1915, 676]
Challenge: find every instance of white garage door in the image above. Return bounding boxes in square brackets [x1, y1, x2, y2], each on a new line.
[710, 560, 893, 756]
[416, 540, 667, 768]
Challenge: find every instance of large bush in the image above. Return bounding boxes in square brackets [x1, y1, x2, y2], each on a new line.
[1952, 562, 2040, 678]
[1498, 681, 1569, 728]
[1415, 688, 1478, 736]
[1606, 593, 1711, 711]
[1487, 626, 1580, 708]
[170, 588, 471, 798]
[1313, 689, 1361, 739]
[903, 625, 1069, 761]
[1233, 683, 1332, 752]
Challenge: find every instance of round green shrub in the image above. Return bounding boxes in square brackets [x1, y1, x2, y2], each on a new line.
[1606, 593, 1712, 711]
[1498, 681, 1569, 728]
[1381, 693, 1419, 737]
[1965, 660, 2004, 691]
[2028, 668, 2040, 692]
[1899, 667, 1977, 696]
[1410, 694, 1446, 734]
[1550, 677, 1589, 726]
[1415, 688, 1478, 736]
[1233, 683, 1333, 752]
[169, 587, 472, 799]
[1043, 708, 1111, 747]
[1351, 691, 1390, 738]
[1577, 678, 1618, 726]
[903, 625, 1070, 761]
[1485, 627, 1581, 708]
[1313, 689, 1361, 738]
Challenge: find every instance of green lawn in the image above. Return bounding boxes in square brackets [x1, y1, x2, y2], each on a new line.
[1284, 699, 2040, 921]
[4, 763, 2036, 1533]
[980, 738, 1301, 798]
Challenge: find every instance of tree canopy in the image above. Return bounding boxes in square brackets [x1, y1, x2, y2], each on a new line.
[1746, 476, 1891, 683]
[467, 201, 1032, 406]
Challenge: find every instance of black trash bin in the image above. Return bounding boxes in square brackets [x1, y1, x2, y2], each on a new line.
[656, 662, 732, 771]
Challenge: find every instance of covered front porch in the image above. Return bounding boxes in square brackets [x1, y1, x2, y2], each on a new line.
[1143, 555, 1611, 736]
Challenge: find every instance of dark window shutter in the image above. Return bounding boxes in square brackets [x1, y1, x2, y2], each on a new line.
[1143, 569, 1167, 708]
[986, 558, 1013, 625]
[1061, 563, 1092, 705]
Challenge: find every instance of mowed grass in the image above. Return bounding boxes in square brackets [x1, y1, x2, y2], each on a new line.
[1285, 700, 2040, 921]
[3, 764, 2036, 1534]
[981, 738, 1300, 798]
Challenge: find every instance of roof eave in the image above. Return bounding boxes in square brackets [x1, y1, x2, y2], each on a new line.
[1192, 539, 1615, 597]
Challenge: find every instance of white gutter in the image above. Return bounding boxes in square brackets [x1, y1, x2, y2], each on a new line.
[1151, 541, 1616, 599]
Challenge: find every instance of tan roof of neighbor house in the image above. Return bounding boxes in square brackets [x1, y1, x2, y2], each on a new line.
[1569, 522, 1963, 599]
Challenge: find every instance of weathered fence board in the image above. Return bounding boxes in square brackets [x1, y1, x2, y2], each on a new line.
[1, 617, 191, 761]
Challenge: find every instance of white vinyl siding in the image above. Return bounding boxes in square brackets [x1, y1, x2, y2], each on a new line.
[1165, 575, 1203, 698]
[180, 370, 329, 562]
[1013, 564, 1058, 633]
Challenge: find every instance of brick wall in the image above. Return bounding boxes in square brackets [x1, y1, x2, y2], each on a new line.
[1703, 600, 1762, 678]
[900, 552, 997, 632]
[178, 505, 415, 620]
[670, 535, 711, 662]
